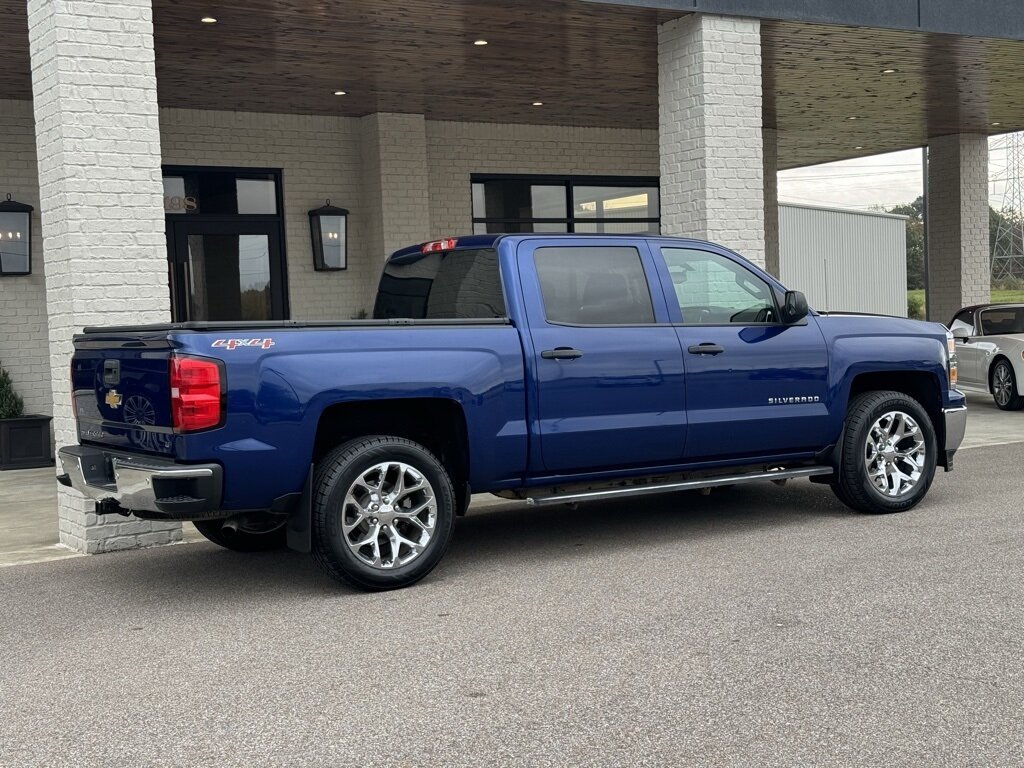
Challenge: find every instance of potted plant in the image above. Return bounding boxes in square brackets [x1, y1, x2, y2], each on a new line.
[0, 362, 53, 470]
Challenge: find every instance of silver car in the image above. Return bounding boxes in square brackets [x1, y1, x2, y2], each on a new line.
[950, 303, 1024, 410]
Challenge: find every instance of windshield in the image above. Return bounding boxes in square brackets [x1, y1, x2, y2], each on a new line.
[373, 248, 505, 320]
[979, 307, 1024, 335]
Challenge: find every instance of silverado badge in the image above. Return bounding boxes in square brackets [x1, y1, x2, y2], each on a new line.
[104, 389, 122, 409]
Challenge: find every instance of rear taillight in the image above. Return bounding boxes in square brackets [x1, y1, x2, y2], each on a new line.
[170, 355, 224, 433]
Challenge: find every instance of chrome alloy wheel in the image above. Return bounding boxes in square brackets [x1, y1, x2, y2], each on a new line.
[994, 362, 1014, 407]
[341, 461, 437, 569]
[864, 411, 927, 497]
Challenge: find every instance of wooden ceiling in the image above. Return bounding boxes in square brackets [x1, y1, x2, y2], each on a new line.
[2, 1, 1024, 168]
[764, 20, 1024, 167]
[151, 0, 675, 129]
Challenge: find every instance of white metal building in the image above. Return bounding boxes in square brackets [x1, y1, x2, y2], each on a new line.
[779, 203, 909, 317]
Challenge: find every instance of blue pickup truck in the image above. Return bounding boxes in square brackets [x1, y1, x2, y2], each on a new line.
[59, 234, 967, 589]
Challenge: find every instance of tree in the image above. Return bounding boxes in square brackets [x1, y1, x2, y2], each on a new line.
[888, 197, 1017, 290]
[889, 197, 924, 290]
[0, 363, 24, 420]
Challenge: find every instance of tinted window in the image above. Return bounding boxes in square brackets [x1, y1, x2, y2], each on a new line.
[162, 170, 278, 215]
[373, 248, 505, 320]
[572, 186, 659, 219]
[471, 176, 660, 234]
[534, 246, 654, 325]
[472, 181, 566, 220]
[979, 307, 1024, 335]
[662, 248, 777, 324]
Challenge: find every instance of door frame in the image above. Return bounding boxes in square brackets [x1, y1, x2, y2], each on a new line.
[163, 165, 289, 322]
[167, 217, 289, 322]
[514, 236, 685, 476]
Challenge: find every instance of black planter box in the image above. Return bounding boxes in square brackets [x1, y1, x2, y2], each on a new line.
[0, 415, 54, 470]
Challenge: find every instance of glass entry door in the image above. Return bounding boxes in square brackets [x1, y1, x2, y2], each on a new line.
[167, 219, 287, 322]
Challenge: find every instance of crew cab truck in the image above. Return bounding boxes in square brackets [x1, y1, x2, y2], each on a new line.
[58, 234, 967, 590]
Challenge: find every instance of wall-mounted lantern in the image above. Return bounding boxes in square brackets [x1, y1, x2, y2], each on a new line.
[309, 200, 348, 271]
[0, 194, 33, 277]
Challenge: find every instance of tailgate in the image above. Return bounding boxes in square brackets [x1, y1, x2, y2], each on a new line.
[72, 332, 176, 456]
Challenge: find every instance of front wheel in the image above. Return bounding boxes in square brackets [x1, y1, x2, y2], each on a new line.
[831, 391, 937, 514]
[991, 360, 1024, 411]
[311, 436, 456, 591]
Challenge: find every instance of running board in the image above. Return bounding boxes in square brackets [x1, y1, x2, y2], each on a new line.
[524, 466, 834, 507]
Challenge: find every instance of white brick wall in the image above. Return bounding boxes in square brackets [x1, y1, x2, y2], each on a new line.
[159, 109, 370, 318]
[426, 120, 659, 237]
[659, 14, 766, 266]
[927, 133, 991, 323]
[28, 0, 180, 553]
[0, 100, 48, 417]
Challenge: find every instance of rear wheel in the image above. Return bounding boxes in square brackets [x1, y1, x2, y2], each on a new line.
[991, 359, 1024, 411]
[311, 436, 456, 591]
[831, 391, 937, 514]
[193, 517, 287, 552]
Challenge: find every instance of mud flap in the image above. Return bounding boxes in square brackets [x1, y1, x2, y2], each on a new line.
[286, 466, 313, 553]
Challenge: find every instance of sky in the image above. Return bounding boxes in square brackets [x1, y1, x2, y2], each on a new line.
[778, 135, 1017, 213]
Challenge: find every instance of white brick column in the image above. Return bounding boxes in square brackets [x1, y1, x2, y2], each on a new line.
[926, 134, 990, 323]
[763, 127, 780, 277]
[28, 0, 181, 553]
[658, 14, 765, 266]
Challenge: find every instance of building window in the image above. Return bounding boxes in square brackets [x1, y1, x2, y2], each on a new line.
[471, 175, 659, 235]
[162, 166, 288, 323]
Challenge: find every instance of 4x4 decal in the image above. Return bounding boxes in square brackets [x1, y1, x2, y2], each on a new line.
[212, 338, 275, 351]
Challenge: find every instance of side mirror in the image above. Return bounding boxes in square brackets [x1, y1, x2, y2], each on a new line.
[782, 290, 808, 324]
[951, 326, 971, 341]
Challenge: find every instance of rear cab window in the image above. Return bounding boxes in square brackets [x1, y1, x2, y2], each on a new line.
[374, 248, 506, 320]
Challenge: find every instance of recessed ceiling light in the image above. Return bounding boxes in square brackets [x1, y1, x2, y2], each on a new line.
[532, 101, 544, 106]
[992, 121, 1002, 126]
[881, 68, 897, 74]
[473, 39, 488, 46]
[334, 90, 347, 96]
[854, 146, 864, 150]
[847, 116, 859, 120]
[200, 16, 217, 23]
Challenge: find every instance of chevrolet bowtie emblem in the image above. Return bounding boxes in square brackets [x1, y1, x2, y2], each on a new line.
[105, 389, 122, 409]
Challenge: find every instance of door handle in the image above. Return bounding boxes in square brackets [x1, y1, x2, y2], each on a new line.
[687, 343, 725, 356]
[541, 347, 584, 360]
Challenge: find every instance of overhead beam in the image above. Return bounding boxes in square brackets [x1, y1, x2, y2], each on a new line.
[585, 0, 1024, 42]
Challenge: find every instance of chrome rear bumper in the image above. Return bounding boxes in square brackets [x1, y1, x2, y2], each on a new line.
[57, 445, 222, 517]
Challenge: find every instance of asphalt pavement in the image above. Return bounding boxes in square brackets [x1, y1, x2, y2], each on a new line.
[1, 442, 1022, 766]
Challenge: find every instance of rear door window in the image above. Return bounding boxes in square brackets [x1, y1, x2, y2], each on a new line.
[533, 246, 655, 325]
[374, 248, 506, 319]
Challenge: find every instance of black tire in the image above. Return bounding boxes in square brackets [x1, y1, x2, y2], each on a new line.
[193, 518, 287, 552]
[990, 359, 1024, 411]
[831, 391, 938, 514]
[312, 436, 456, 591]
